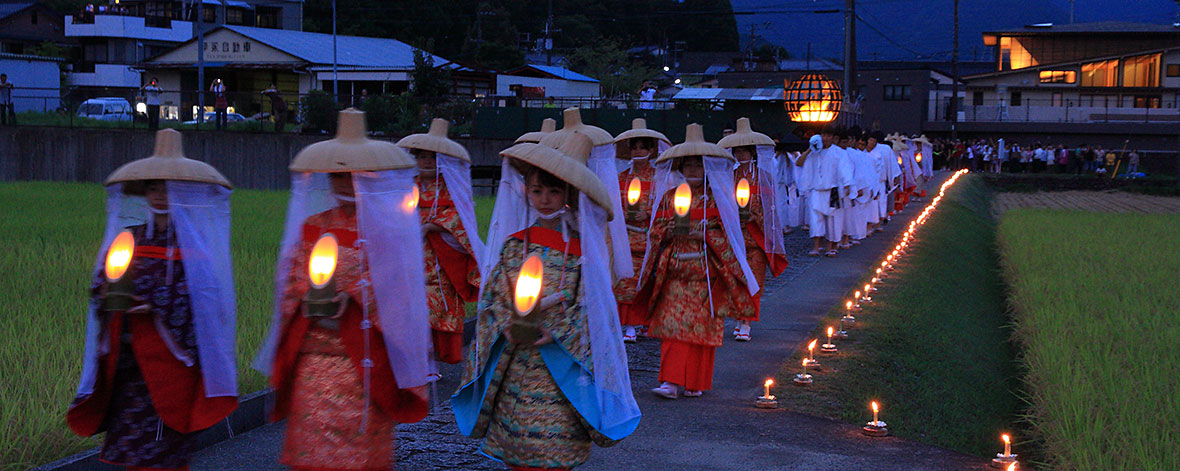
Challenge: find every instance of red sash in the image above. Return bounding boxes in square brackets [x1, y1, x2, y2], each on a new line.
[509, 226, 582, 256]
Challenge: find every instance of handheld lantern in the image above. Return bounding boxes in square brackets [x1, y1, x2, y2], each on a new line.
[511, 255, 546, 342]
[672, 182, 692, 234]
[102, 230, 137, 312]
[303, 234, 340, 318]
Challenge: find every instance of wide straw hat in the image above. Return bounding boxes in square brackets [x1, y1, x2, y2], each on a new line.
[614, 118, 671, 146]
[396, 118, 470, 162]
[538, 107, 615, 163]
[892, 140, 910, 152]
[500, 133, 615, 221]
[655, 123, 733, 163]
[105, 129, 232, 188]
[912, 134, 932, 146]
[885, 132, 902, 143]
[717, 117, 775, 149]
[290, 108, 414, 172]
[514, 118, 557, 144]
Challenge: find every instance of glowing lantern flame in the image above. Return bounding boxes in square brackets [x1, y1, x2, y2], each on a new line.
[735, 178, 751, 208]
[627, 177, 642, 206]
[673, 183, 692, 217]
[404, 185, 420, 213]
[898, 156, 903, 166]
[105, 230, 135, 281]
[915, 152, 923, 163]
[807, 339, 817, 351]
[514, 255, 544, 315]
[308, 234, 339, 289]
[827, 326, 834, 337]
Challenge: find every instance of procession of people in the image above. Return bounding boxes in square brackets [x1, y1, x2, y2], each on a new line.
[66, 107, 933, 471]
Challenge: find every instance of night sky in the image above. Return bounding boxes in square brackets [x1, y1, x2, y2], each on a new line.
[732, 0, 1180, 62]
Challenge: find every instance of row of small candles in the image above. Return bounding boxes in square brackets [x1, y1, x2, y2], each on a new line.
[752, 170, 1017, 467]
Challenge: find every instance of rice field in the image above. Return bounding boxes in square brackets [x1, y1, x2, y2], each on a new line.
[998, 210, 1180, 470]
[0, 181, 492, 470]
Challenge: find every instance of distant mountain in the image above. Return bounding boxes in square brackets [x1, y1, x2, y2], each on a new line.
[732, 0, 1180, 62]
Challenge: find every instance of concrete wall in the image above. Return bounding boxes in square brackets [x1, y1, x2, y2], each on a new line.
[0, 126, 515, 190]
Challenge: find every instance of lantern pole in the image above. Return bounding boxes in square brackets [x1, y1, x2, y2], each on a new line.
[843, 0, 856, 125]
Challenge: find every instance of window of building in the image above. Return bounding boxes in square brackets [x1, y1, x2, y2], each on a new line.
[83, 41, 108, 63]
[1122, 53, 1160, 88]
[1038, 70, 1076, 84]
[1167, 64, 1180, 78]
[256, 7, 280, 28]
[999, 37, 1037, 70]
[225, 7, 246, 25]
[883, 85, 910, 101]
[972, 91, 983, 106]
[1080, 60, 1118, 87]
[1132, 95, 1161, 109]
[1010, 91, 1022, 107]
[202, 5, 216, 23]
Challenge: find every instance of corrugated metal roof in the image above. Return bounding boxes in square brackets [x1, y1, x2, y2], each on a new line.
[523, 64, 599, 83]
[0, 2, 34, 20]
[984, 21, 1180, 35]
[222, 25, 453, 68]
[0, 51, 64, 62]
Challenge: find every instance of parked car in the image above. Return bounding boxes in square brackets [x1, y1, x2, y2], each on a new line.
[182, 112, 248, 125]
[77, 98, 133, 121]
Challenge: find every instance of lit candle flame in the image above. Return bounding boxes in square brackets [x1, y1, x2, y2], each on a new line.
[826, 326, 834, 340]
[404, 185, 420, 213]
[514, 255, 544, 314]
[627, 177, 642, 206]
[864, 283, 871, 291]
[673, 183, 692, 217]
[1002, 433, 1012, 456]
[808, 339, 817, 352]
[845, 300, 852, 310]
[764, 378, 774, 398]
[735, 178, 751, 208]
[855, 290, 861, 299]
[308, 234, 339, 289]
[105, 230, 135, 281]
[871, 400, 880, 423]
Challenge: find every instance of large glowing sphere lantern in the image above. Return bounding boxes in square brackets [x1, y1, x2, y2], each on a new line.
[783, 74, 842, 124]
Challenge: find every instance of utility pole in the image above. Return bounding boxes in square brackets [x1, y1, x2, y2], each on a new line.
[195, 0, 204, 123]
[844, 0, 856, 122]
[545, 0, 554, 66]
[1070, 0, 1075, 24]
[332, 0, 338, 101]
[951, 0, 960, 142]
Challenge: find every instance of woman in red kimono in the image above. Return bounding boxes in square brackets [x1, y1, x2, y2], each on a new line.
[68, 129, 238, 471]
[636, 124, 760, 399]
[255, 109, 433, 471]
[719, 118, 788, 342]
[613, 118, 671, 343]
[398, 119, 483, 365]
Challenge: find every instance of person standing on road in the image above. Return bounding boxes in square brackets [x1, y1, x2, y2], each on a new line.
[636, 124, 759, 399]
[1128, 149, 1140, 175]
[141, 77, 162, 130]
[453, 133, 640, 470]
[798, 126, 851, 256]
[209, 78, 228, 130]
[0, 73, 15, 125]
[261, 83, 288, 132]
[397, 119, 483, 366]
[67, 129, 239, 471]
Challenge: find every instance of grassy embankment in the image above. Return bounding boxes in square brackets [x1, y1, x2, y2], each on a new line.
[773, 175, 1023, 458]
[0, 181, 492, 470]
[998, 210, 1180, 470]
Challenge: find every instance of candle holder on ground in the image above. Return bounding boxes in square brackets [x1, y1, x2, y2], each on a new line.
[842, 300, 856, 324]
[862, 401, 888, 436]
[833, 317, 849, 339]
[820, 326, 838, 354]
[793, 359, 813, 386]
[990, 434, 1018, 468]
[804, 339, 822, 370]
[851, 291, 864, 310]
[861, 284, 873, 303]
[755, 378, 778, 408]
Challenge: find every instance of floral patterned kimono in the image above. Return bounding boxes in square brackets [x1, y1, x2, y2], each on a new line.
[635, 186, 752, 391]
[454, 224, 615, 470]
[733, 163, 788, 320]
[417, 174, 480, 364]
[268, 206, 428, 471]
[67, 223, 237, 471]
[614, 162, 656, 326]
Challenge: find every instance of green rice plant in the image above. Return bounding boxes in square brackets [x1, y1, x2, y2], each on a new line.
[775, 175, 1022, 458]
[998, 210, 1180, 470]
[0, 182, 494, 470]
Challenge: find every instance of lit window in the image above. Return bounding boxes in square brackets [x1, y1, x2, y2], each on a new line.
[1081, 60, 1118, 87]
[1122, 53, 1160, 88]
[1000, 37, 1036, 70]
[1038, 70, 1076, 84]
[883, 85, 910, 101]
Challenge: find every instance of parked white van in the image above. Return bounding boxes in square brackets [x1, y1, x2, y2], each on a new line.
[77, 98, 133, 121]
